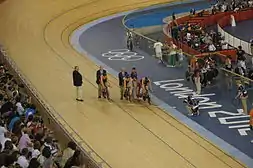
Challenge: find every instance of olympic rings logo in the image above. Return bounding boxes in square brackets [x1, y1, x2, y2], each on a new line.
[102, 49, 144, 61]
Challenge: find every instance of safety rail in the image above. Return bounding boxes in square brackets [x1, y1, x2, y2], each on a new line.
[122, 14, 156, 57]
[0, 46, 112, 168]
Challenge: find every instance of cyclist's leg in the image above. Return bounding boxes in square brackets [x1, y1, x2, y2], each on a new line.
[132, 81, 137, 100]
[146, 90, 151, 104]
[129, 87, 133, 101]
[98, 84, 102, 98]
[186, 105, 192, 115]
[105, 83, 110, 99]
[124, 88, 128, 100]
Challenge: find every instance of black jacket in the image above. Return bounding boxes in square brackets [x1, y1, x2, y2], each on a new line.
[96, 69, 107, 84]
[72, 70, 82, 86]
[118, 72, 128, 86]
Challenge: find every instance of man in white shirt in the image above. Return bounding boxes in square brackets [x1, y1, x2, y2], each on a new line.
[17, 148, 29, 168]
[208, 43, 216, 52]
[16, 98, 25, 115]
[153, 40, 164, 63]
[0, 124, 7, 146]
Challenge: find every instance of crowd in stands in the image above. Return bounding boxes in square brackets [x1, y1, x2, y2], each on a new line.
[180, 24, 230, 53]
[211, 0, 253, 13]
[0, 64, 84, 168]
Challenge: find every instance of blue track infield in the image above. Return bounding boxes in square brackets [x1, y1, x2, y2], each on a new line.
[224, 19, 253, 42]
[70, 2, 253, 167]
[125, 0, 211, 28]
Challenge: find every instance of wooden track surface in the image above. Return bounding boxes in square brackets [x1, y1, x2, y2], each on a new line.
[0, 0, 247, 167]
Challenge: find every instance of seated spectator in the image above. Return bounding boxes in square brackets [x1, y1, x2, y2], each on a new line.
[235, 64, 246, 76]
[237, 46, 246, 61]
[202, 33, 212, 44]
[0, 121, 8, 149]
[61, 141, 77, 167]
[43, 136, 59, 157]
[17, 148, 29, 168]
[28, 158, 41, 168]
[16, 97, 25, 116]
[208, 43, 216, 52]
[8, 112, 20, 132]
[221, 41, 229, 50]
[18, 128, 33, 152]
[38, 146, 57, 168]
[64, 150, 83, 168]
[0, 63, 71, 167]
[31, 141, 41, 159]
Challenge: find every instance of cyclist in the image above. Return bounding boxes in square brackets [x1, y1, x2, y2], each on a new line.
[139, 76, 152, 104]
[126, 30, 133, 51]
[100, 72, 111, 100]
[183, 95, 200, 116]
[123, 74, 132, 101]
[118, 68, 128, 100]
[130, 67, 138, 99]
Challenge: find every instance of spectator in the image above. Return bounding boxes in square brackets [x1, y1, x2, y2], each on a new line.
[16, 97, 25, 116]
[61, 141, 77, 167]
[43, 136, 59, 157]
[0, 122, 7, 149]
[237, 46, 246, 67]
[31, 141, 41, 159]
[208, 43, 216, 52]
[17, 148, 29, 168]
[2, 140, 13, 154]
[39, 146, 56, 168]
[64, 150, 82, 168]
[28, 158, 41, 168]
[18, 128, 33, 152]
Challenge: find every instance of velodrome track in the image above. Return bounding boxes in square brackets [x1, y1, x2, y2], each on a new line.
[0, 0, 249, 167]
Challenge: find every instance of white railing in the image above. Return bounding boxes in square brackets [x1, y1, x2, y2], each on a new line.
[217, 24, 252, 55]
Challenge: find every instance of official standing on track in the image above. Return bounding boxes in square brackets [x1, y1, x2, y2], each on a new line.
[72, 66, 83, 102]
[118, 68, 128, 100]
[96, 66, 107, 98]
